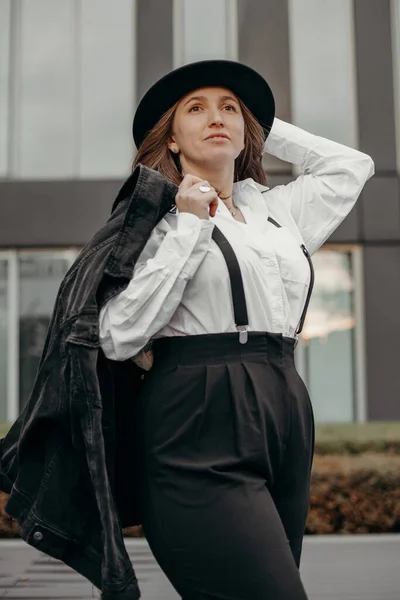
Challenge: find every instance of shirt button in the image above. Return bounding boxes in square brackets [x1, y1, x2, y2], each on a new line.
[140, 374, 145, 380]
[33, 531, 43, 542]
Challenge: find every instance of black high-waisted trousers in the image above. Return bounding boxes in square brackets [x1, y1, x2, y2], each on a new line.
[134, 331, 315, 599]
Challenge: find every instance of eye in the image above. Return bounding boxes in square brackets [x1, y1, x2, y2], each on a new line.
[188, 105, 202, 112]
[223, 104, 237, 112]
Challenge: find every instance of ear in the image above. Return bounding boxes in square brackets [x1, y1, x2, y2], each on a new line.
[167, 137, 180, 154]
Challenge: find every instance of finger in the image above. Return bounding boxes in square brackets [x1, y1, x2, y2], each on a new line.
[192, 180, 214, 193]
[179, 174, 203, 191]
[209, 197, 219, 217]
[196, 189, 218, 205]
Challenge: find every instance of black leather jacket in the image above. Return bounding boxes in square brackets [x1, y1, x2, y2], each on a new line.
[0, 165, 178, 600]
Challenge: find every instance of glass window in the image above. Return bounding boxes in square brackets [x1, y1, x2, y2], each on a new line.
[15, 0, 76, 178]
[79, 0, 135, 178]
[287, 0, 358, 146]
[296, 249, 357, 423]
[0, 259, 8, 422]
[10, 0, 136, 179]
[18, 253, 71, 409]
[0, 0, 10, 177]
[174, 0, 237, 66]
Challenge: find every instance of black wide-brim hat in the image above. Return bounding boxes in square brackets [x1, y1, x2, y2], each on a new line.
[132, 59, 275, 149]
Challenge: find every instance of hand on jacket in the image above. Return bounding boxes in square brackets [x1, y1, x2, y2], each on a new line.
[176, 174, 219, 219]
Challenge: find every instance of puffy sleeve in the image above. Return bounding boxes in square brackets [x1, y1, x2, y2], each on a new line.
[99, 212, 214, 361]
[263, 118, 375, 255]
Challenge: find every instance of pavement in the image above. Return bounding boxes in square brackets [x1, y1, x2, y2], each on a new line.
[0, 535, 399, 599]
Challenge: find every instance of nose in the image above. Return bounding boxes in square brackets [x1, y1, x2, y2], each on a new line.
[208, 106, 224, 128]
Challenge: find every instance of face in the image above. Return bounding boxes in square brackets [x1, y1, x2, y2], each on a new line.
[168, 86, 245, 169]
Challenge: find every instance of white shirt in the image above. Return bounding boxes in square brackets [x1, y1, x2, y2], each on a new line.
[99, 118, 374, 362]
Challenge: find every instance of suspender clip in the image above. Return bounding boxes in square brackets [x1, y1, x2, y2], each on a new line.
[237, 325, 249, 345]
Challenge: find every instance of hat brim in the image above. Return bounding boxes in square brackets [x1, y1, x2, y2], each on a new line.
[132, 60, 275, 149]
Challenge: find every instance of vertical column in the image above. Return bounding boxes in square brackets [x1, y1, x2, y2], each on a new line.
[391, 0, 400, 173]
[237, 0, 291, 176]
[363, 245, 400, 420]
[7, 252, 19, 422]
[0, 256, 9, 421]
[136, 0, 174, 101]
[354, 0, 400, 419]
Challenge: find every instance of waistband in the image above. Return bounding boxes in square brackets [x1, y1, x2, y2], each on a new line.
[152, 331, 296, 366]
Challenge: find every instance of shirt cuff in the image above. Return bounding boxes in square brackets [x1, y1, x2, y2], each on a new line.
[177, 211, 215, 232]
[178, 214, 215, 279]
[263, 117, 317, 167]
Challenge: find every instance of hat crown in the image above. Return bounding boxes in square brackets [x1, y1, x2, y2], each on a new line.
[132, 59, 275, 149]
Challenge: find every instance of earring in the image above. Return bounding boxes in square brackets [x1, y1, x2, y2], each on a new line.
[172, 147, 178, 153]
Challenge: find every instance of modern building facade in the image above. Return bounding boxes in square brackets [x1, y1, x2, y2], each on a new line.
[0, 0, 399, 424]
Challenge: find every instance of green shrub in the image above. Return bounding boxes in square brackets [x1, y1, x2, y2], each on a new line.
[307, 453, 400, 534]
[315, 422, 400, 455]
[1, 422, 400, 537]
[2, 421, 400, 453]
[0, 423, 11, 438]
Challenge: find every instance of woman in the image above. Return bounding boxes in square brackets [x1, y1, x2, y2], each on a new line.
[99, 60, 374, 599]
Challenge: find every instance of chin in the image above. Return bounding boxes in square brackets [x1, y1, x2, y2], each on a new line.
[200, 148, 237, 164]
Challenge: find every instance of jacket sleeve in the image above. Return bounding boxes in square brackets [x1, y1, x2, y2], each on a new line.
[263, 118, 375, 255]
[99, 212, 215, 361]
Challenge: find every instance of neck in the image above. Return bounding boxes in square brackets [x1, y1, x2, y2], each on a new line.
[181, 160, 234, 202]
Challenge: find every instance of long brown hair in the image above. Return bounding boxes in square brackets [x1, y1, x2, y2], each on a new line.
[132, 96, 267, 187]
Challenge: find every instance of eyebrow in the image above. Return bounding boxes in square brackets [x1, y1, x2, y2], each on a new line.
[183, 95, 240, 107]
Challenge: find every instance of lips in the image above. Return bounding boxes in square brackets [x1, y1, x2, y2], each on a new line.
[205, 134, 230, 140]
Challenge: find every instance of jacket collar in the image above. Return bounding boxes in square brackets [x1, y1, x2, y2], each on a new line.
[104, 165, 178, 279]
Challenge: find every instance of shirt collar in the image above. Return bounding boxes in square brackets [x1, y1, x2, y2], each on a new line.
[233, 178, 270, 195]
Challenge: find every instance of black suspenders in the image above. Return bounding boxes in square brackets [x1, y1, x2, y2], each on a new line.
[264, 217, 315, 341]
[211, 217, 315, 346]
[211, 227, 249, 344]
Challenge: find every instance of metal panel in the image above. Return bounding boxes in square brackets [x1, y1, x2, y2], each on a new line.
[362, 175, 400, 241]
[137, 0, 173, 101]
[237, 0, 291, 174]
[352, 246, 368, 422]
[329, 207, 360, 243]
[354, 0, 397, 172]
[0, 179, 123, 247]
[363, 244, 400, 420]
[6, 251, 18, 422]
[392, 0, 400, 172]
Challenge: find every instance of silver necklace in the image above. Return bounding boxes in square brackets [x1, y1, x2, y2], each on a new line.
[224, 196, 238, 218]
[227, 204, 238, 218]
